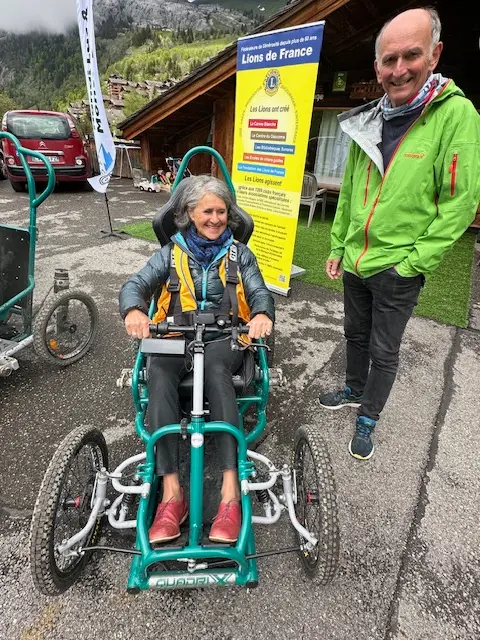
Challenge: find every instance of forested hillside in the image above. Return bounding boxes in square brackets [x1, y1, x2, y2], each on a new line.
[106, 33, 233, 82]
[0, 0, 286, 116]
[0, 23, 132, 112]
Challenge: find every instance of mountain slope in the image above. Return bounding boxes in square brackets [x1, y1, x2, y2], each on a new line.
[0, 0, 288, 113]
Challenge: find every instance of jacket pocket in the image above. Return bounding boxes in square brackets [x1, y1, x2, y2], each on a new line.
[449, 153, 458, 196]
[386, 266, 416, 280]
[363, 160, 372, 206]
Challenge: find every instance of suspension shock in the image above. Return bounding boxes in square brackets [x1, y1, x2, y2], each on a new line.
[123, 477, 142, 507]
[255, 489, 270, 505]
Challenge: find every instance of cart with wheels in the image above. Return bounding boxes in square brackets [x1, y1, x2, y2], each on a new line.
[0, 131, 99, 376]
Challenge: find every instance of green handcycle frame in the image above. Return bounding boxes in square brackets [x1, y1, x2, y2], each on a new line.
[0, 132, 55, 331]
[32, 146, 338, 595]
[127, 148, 268, 588]
[126, 318, 270, 590]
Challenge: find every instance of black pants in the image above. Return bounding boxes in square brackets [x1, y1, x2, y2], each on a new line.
[147, 338, 244, 475]
[343, 268, 423, 421]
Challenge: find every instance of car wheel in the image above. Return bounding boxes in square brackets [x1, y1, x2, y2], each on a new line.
[10, 179, 25, 192]
[0, 153, 6, 180]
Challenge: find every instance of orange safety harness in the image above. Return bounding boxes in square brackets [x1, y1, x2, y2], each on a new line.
[152, 242, 251, 329]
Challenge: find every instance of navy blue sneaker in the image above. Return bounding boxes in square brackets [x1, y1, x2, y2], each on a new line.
[319, 386, 363, 410]
[349, 416, 376, 460]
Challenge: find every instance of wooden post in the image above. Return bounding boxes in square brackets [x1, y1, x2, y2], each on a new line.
[212, 95, 235, 178]
[140, 133, 151, 174]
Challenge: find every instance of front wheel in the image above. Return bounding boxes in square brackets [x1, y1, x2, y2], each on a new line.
[292, 424, 340, 584]
[33, 289, 99, 366]
[29, 426, 108, 595]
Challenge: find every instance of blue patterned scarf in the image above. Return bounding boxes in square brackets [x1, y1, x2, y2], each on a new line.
[185, 225, 232, 268]
[379, 73, 447, 121]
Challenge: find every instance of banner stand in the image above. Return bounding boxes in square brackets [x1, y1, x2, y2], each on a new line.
[231, 21, 324, 295]
[290, 264, 306, 278]
[100, 193, 127, 239]
[266, 264, 305, 297]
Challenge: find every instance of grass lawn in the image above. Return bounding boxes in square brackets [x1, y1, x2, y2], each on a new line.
[294, 205, 476, 328]
[122, 207, 476, 328]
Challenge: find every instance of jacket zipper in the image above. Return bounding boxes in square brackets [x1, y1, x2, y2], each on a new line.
[355, 81, 451, 273]
[200, 246, 230, 310]
[449, 153, 458, 196]
[363, 160, 372, 206]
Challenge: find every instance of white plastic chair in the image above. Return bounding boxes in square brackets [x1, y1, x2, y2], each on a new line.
[300, 171, 327, 226]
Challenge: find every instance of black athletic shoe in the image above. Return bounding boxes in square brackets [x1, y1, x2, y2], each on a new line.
[319, 386, 363, 410]
[349, 416, 376, 460]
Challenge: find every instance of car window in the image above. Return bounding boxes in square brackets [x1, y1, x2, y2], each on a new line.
[7, 114, 71, 140]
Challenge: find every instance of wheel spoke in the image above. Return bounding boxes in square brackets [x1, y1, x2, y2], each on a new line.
[46, 299, 95, 359]
[33, 291, 98, 366]
[52, 443, 103, 572]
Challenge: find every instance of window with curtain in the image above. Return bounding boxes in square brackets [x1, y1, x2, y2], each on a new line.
[306, 109, 350, 187]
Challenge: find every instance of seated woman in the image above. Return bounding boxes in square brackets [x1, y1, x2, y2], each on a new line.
[119, 175, 274, 545]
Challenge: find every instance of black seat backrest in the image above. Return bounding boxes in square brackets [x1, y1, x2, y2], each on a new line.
[0, 226, 30, 307]
[152, 177, 254, 246]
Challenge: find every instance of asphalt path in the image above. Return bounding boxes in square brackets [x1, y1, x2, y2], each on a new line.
[0, 178, 478, 640]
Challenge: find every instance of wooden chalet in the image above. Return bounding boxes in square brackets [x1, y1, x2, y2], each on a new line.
[118, 0, 479, 190]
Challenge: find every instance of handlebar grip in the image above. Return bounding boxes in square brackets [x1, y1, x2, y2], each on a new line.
[149, 322, 169, 335]
[232, 324, 250, 335]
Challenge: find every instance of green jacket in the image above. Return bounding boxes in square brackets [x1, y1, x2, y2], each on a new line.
[329, 79, 480, 278]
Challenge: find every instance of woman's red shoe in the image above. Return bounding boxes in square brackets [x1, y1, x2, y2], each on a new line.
[209, 501, 241, 543]
[148, 494, 188, 544]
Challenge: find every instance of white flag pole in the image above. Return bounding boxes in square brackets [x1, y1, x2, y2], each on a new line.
[76, 0, 126, 238]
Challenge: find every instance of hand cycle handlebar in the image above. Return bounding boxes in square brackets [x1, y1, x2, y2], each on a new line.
[146, 320, 251, 356]
[142, 318, 269, 358]
[148, 321, 250, 337]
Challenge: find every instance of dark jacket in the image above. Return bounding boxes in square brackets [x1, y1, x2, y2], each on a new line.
[119, 231, 275, 322]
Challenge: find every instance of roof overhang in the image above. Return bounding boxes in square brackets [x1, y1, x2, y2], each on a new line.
[120, 0, 351, 140]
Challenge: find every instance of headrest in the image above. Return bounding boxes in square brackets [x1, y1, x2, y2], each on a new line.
[152, 177, 254, 247]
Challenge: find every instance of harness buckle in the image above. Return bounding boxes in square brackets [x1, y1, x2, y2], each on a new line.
[167, 281, 180, 293]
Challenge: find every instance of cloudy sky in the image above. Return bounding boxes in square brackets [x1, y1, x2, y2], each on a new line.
[1, 0, 78, 33]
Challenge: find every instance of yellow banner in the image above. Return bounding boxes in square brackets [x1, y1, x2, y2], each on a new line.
[232, 23, 324, 294]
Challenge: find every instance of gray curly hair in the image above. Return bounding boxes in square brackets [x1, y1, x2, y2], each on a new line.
[174, 175, 240, 230]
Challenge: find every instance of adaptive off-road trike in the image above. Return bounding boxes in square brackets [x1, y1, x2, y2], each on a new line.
[0, 131, 99, 376]
[29, 148, 339, 594]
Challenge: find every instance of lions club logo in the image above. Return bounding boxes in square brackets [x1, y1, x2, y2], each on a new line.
[264, 69, 281, 96]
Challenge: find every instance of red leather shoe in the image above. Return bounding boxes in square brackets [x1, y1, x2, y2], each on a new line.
[149, 493, 188, 544]
[209, 501, 241, 543]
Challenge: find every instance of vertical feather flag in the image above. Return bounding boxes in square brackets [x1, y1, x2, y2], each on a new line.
[76, 0, 116, 193]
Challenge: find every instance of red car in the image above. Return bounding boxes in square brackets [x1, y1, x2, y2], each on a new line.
[1, 110, 91, 192]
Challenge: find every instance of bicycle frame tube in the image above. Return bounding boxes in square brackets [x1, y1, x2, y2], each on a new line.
[171, 146, 236, 196]
[129, 412, 259, 591]
[128, 329, 269, 590]
[0, 132, 55, 332]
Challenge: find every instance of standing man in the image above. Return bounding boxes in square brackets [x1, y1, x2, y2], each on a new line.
[319, 8, 480, 460]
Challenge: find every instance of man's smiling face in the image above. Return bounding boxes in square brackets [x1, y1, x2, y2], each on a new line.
[375, 9, 442, 107]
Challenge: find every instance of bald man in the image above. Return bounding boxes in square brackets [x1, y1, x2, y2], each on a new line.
[319, 8, 480, 460]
